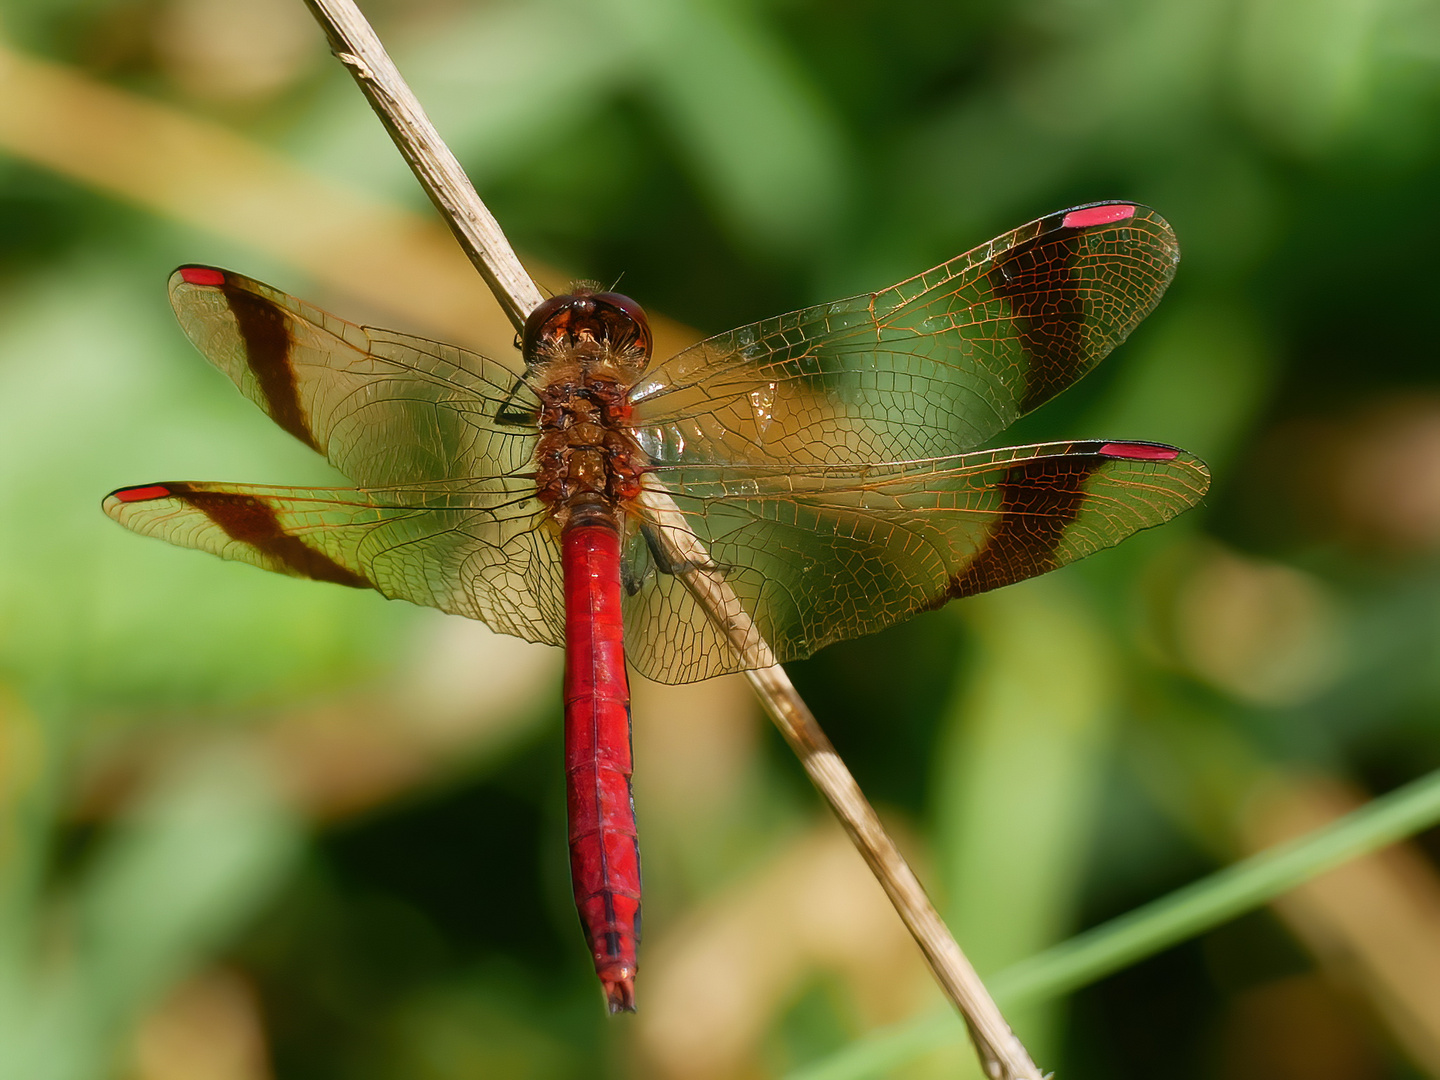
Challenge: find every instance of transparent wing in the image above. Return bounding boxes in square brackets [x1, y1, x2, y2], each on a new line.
[103, 479, 565, 647]
[169, 267, 538, 486]
[629, 203, 1178, 466]
[621, 440, 1209, 683]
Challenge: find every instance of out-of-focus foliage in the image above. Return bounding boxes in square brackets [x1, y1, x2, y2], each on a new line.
[1, 0, 1440, 1077]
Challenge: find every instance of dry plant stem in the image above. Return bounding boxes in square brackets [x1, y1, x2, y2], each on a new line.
[301, 0, 544, 333]
[639, 485, 1041, 1080]
[750, 665, 1035, 1077]
[300, 2, 1041, 1077]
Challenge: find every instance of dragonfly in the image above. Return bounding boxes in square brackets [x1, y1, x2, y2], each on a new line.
[104, 201, 1209, 1011]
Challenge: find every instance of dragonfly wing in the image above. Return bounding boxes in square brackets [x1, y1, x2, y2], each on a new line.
[169, 268, 538, 486]
[623, 440, 1209, 683]
[630, 203, 1178, 466]
[103, 480, 565, 647]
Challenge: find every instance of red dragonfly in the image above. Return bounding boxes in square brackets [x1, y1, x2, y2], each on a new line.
[104, 201, 1208, 1011]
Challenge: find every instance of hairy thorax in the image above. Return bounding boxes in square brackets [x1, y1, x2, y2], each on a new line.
[533, 365, 646, 521]
[524, 289, 653, 529]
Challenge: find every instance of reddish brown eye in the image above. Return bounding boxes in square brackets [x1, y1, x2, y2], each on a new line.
[522, 290, 650, 363]
[522, 294, 574, 360]
[591, 292, 652, 356]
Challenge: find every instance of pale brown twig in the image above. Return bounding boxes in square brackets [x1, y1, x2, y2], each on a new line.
[299, 2, 1042, 1076]
[638, 483, 1040, 1078]
[300, 0, 543, 333]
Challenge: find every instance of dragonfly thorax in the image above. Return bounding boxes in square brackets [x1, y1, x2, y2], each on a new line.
[527, 289, 652, 527]
[534, 380, 647, 526]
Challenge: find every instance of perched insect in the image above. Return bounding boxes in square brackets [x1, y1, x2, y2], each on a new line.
[105, 201, 1209, 1010]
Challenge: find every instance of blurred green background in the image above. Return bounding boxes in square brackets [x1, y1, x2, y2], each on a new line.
[2, 0, 1440, 1077]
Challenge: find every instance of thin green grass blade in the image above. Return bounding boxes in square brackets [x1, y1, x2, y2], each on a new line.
[787, 764, 1440, 1080]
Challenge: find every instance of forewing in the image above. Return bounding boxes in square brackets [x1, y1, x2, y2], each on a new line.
[169, 268, 538, 486]
[103, 479, 565, 647]
[622, 440, 1208, 683]
[629, 203, 1178, 466]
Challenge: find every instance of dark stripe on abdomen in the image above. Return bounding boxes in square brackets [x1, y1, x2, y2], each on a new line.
[168, 483, 371, 588]
[220, 284, 321, 453]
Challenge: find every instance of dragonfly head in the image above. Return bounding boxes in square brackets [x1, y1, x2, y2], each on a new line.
[523, 287, 652, 380]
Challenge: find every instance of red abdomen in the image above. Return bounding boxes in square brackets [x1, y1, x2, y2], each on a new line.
[562, 519, 641, 1012]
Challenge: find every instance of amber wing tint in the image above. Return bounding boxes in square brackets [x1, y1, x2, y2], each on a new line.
[104, 440, 1207, 685]
[110, 205, 1205, 682]
[167, 268, 539, 486]
[103, 480, 567, 648]
[620, 441, 1209, 683]
[629, 203, 1178, 467]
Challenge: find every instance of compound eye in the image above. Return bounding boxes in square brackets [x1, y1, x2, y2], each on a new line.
[591, 292, 652, 356]
[521, 294, 574, 359]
